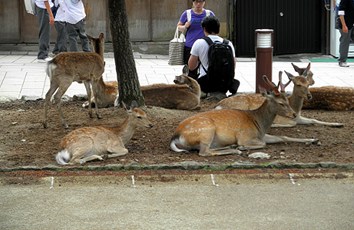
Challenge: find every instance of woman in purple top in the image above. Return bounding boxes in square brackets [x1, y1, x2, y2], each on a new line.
[177, 0, 214, 77]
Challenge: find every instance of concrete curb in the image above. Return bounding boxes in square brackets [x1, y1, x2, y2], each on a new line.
[1, 161, 354, 173]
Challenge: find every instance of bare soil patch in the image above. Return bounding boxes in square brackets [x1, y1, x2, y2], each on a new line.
[0, 99, 353, 168]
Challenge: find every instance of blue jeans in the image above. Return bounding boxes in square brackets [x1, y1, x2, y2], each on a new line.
[338, 27, 354, 62]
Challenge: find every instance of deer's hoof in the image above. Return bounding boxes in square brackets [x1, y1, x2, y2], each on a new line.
[43, 122, 48, 129]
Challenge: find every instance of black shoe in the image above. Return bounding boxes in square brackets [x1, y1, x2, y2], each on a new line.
[229, 79, 240, 95]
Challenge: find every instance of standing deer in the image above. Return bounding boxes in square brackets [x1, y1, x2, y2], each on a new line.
[55, 101, 153, 165]
[43, 51, 105, 129]
[216, 63, 344, 127]
[170, 76, 318, 156]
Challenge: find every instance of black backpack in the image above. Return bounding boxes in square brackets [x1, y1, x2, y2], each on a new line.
[201, 36, 236, 93]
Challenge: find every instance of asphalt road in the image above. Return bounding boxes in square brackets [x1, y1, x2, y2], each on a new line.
[0, 173, 353, 230]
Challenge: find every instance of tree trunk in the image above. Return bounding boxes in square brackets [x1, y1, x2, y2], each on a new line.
[108, 0, 145, 106]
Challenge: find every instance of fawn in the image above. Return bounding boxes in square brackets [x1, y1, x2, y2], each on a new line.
[43, 51, 105, 128]
[55, 101, 153, 165]
[170, 76, 318, 156]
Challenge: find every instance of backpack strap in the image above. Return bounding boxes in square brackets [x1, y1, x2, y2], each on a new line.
[205, 9, 211, 17]
[200, 36, 214, 73]
[187, 9, 192, 22]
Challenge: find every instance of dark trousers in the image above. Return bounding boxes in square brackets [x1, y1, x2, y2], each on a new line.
[36, 6, 51, 59]
[53, 21, 67, 54]
[66, 19, 91, 52]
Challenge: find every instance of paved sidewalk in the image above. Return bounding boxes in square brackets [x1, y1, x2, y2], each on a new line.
[0, 53, 353, 100]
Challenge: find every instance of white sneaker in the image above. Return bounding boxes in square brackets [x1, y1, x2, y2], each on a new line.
[37, 57, 53, 63]
[339, 62, 349, 67]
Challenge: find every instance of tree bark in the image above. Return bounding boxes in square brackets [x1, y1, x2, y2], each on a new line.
[108, 0, 145, 107]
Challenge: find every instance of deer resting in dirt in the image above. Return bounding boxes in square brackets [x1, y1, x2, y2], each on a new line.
[302, 86, 354, 111]
[216, 63, 343, 127]
[55, 101, 153, 165]
[84, 33, 201, 110]
[170, 76, 318, 156]
[43, 51, 105, 129]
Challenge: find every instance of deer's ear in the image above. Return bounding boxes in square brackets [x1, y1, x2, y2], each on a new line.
[259, 86, 268, 96]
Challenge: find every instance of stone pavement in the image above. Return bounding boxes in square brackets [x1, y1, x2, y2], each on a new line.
[0, 52, 353, 101]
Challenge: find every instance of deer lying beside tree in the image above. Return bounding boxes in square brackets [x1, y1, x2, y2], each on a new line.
[170, 76, 318, 156]
[55, 101, 153, 165]
[84, 33, 201, 110]
[302, 86, 354, 111]
[216, 63, 343, 127]
[43, 51, 105, 129]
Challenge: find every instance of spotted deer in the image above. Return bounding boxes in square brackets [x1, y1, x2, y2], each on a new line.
[216, 63, 344, 127]
[170, 76, 318, 156]
[55, 101, 153, 165]
[302, 86, 354, 111]
[43, 50, 105, 129]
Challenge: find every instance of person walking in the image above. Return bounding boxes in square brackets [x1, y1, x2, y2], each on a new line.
[35, 0, 55, 62]
[177, 0, 215, 78]
[52, 0, 67, 54]
[337, 0, 354, 67]
[188, 16, 239, 100]
[64, 0, 90, 52]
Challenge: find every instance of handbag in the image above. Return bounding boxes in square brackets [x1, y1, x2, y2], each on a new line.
[168, 27, 186, 65]
[24, 0, 36, 15]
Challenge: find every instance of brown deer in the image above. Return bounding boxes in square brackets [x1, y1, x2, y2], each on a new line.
[55, 101, 153, 165]
[83, 33, 118, 109]
[302, 86, 354, 111]
[43, 52, 105, 128]
[170, 76, 318, 156]
[84, 34, 201, 110]
[216, 63, 344, 127]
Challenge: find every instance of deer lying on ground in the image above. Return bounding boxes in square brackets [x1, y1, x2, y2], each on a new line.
[216, 63, 344, 127]
[84, 34, 201, 110]
[43, 51, 105, 129]
[55, 101, 153, 165]
[302, 86, 354, 111]
[170, 76, 318, 156]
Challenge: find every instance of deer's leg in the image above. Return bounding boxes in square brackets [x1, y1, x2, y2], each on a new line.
[237, 138, 266, 150]
[53, 82, 71, 129]
[84, 81, 101, 119]
[43, 81, 59, 128]
[271, 116, 297, 128]
[296, 116, 343, 127]
[264, 134, 318, 144]
[106, 141, 129, 158]
[76, 155, 104, 164]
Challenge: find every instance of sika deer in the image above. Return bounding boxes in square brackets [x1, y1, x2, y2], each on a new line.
[55, 101, 153, 165]
[82, 33, 119, 108]
[43, 52, 105, 129]
[302, 86, 354, 111]
[217, 63, 344, 127]
[170, 76, 317, 156]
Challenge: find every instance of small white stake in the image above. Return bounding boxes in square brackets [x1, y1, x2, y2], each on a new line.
[288, 173, 296, 185]
[50, 176, 54, 189]
[210, 174, 219, 187]
[131, 175, 136, 188]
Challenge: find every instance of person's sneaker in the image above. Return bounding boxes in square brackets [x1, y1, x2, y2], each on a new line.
[339, 62, 349, 67]
[37, 57, 53, 63]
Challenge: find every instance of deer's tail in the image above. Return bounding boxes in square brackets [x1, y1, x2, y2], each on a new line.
[46, 61, 56, 80]
[55, 150, 71, 165]
[170, 134, 187, 153]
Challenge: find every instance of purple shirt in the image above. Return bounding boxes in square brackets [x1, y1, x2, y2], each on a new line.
[179, 9, 215, 48]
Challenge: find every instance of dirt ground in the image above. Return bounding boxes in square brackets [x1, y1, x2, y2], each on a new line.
[0, 98, 353, 168]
